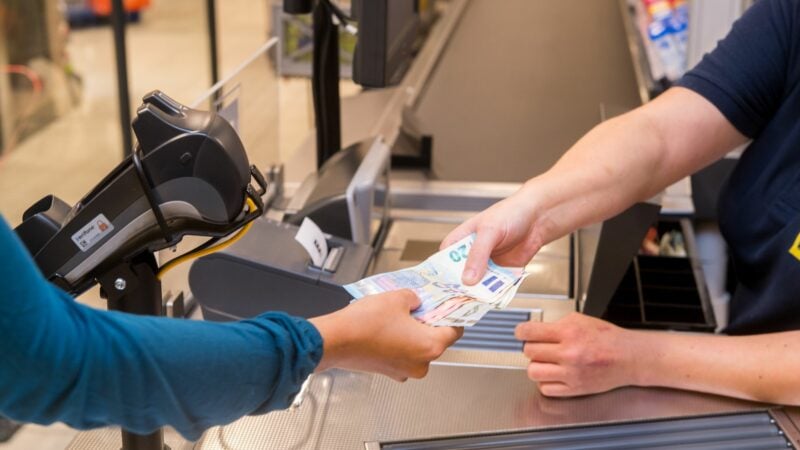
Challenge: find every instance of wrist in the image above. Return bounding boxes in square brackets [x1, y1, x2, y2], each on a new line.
[516, 179, 544, 220]
[308, 312, 357, 372]
[621, 329, 659, 387]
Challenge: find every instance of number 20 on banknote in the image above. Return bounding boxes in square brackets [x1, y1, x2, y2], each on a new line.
[448, 244, 469, 262]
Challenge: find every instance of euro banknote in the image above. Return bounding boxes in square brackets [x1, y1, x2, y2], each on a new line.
[344, 234, 527, 326]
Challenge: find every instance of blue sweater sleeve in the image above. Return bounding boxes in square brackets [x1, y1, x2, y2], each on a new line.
[676, 0, 796, 138]
[0, 217, 323, 440]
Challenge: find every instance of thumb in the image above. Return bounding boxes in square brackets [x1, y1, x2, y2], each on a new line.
[431, 326, 463, 346]
[462, 228, 502, 285]
[398, 289, 421, 312]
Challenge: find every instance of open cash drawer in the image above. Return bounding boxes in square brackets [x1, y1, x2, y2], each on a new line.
[602, 218, 717, 332]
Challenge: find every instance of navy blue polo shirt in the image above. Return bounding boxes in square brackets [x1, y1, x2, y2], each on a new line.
[677, 0, 800, 334]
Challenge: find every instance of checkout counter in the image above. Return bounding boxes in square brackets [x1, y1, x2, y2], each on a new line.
[66, 1, 800, 449]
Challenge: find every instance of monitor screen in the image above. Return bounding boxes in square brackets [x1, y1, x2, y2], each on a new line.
[352, 0, 421, 88]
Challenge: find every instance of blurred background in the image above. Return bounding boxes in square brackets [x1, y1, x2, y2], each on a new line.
[0, 2, 356, 445]
[0, 0, 359, 228]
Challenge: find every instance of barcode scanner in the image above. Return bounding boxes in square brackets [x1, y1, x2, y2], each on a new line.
[14, 91, 266, 296]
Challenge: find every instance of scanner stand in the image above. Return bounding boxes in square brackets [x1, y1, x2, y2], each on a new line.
[97, 252, 170, 450]
[13, 91, 264, 450]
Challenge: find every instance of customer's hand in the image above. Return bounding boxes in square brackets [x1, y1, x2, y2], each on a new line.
[309, 290, 463, 381]
[441, 188, 542, 285]
[515, 313, 638, 397]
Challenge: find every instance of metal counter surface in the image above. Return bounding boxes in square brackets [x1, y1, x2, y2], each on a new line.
[192, 365, 782, 450]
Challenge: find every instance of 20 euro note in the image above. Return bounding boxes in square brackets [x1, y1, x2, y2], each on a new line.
[415, 271, 529, 327]
[344, 234, 528, 326]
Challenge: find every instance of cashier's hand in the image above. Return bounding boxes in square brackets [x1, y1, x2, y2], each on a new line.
[515, 313, 637, 397]
[309, 290, 463, 381]
[440, 188, 543, 285]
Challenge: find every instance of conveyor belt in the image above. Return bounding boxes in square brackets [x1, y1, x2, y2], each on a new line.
[451, 309, 530, 352]
[380, 412, 793, 449]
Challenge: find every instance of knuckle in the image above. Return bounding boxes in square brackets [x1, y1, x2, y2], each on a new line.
[562, 347, 582, 364]
[561, 323, 581, 341]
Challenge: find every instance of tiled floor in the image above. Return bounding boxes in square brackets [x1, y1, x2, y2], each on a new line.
[0, 1, 356, 448]
[0, 424, 79, 450]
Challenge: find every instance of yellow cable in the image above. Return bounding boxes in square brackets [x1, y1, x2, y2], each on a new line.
[157, 198, 258, 280]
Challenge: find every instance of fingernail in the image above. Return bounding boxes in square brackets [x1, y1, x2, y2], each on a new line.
[463, 269, 476, 284]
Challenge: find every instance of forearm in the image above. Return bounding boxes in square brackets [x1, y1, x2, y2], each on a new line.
[519, 87, 747, 244]
[0, 285, 321, 440]
[520, 110, 668, 241]
[0, 217, 322, 439]
[630, 330, 800, 405]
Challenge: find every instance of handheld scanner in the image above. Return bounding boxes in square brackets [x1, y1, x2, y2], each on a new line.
[16, 91, 266, 295]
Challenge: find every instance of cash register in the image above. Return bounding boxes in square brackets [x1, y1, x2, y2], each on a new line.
[188, 0, 406, 322]
[189, 137, 391, 320]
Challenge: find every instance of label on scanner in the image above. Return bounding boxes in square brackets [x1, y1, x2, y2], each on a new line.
[71, 214, 115, 252]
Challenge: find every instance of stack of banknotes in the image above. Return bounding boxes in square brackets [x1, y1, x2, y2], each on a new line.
[344, 234, 528, 327]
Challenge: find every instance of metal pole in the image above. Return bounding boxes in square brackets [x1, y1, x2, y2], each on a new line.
[311, 0, 341, 168]
[206, 0, 219, 85]
[121, 429, 166, 450]
[100, 254, 167, 450]
[110, 0, 133, 157]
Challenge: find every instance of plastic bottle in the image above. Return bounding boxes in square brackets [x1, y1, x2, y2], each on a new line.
[670, 0, 689, 73]
[643, 0, 685, 81]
